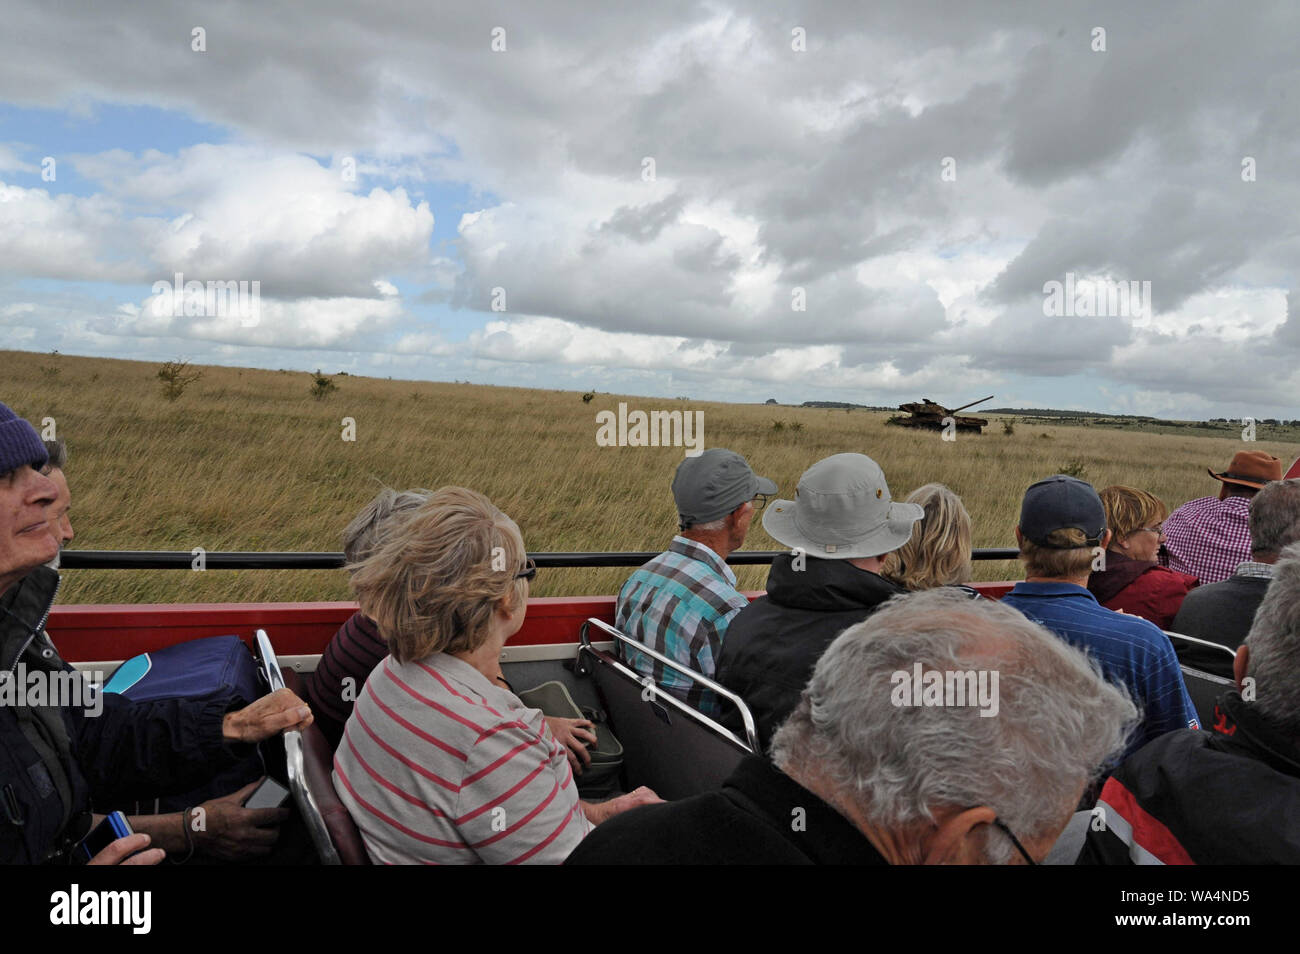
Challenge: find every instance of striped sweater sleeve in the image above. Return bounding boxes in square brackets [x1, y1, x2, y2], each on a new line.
[454, 714, 591, 865]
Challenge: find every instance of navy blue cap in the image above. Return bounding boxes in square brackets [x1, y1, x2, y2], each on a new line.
[0, 401, 47, 475]
[1019, 475, 1106, 548]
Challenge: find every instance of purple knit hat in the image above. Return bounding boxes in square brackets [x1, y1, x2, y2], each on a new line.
[0, 401, 48, 474]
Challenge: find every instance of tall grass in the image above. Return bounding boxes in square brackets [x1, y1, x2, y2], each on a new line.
[4, 350, 1297, 604]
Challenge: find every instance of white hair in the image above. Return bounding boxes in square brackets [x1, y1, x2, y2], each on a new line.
[770, 588, 1137, 863]
[1250, 480, 1300, 556]
[1245, 541, 1300, 734]
[342, 487, 433, 567]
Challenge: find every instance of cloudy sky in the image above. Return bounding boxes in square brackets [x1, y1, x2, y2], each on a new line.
[2, 1, 1298, 417]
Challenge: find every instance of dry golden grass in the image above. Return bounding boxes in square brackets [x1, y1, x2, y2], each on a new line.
[5, 350, 1298, 604]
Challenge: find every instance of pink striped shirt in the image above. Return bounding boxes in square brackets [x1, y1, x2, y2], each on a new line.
[332, 653, 590, 864]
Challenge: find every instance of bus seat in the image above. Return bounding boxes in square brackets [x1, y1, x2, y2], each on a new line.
[576, 619, 757, 801]
[254, 629, 369, 865]
[1178, 664, 1235, 728]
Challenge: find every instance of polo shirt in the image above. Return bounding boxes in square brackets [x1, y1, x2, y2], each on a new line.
[1161, 495, 1252, 584]
[1001, 582, 1199, 759]
[332, 652, 589, 864]
[564, 755, 888, 865]
[615, 536, 749, 715]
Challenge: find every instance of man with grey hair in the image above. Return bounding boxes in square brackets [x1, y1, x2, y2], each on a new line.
[1172, 478, 1300, 676]
[40, 439, 72, 568]
[1081, 543, 1300, 864]
[616, 449, 776, 715]
[566, 588, 1136, 865]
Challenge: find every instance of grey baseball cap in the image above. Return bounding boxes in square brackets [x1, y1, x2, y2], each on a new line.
[673, 448, 777, 528]
[762, 453, 923, 559]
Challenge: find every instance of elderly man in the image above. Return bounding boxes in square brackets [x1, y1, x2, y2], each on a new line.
[0, 402, 313, 865]
[1172, 478, 1300, 675]
[32, 437, 301, 862]
[715, 453, 921, 749]
[616, 448, 776, 715]
[1081, 543, 1300, 864]
[566, 588, 1136, 864]
[1000, 476, 1199, 759]
[1161, 451, 1282, 584]
[40, 440, 73, 560]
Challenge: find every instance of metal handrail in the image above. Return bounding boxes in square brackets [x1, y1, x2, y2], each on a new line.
[254, 628, 341, 866]
[580, 617, 760, 752]
[1163, 630, 1239, 663]
[59, 547, 1024, 570]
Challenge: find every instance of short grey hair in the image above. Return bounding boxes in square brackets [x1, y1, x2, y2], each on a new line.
[1244, 541, 1300, 734]
[1250, 479, 1300, 557]
[770, 588, 1137, 863]
[684, 516, 727, 532]
[342, 487, 432, 567]
[42, 439, 67, 474]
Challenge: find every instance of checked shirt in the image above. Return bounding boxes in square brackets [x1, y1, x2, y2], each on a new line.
[615, 536, 749, 716]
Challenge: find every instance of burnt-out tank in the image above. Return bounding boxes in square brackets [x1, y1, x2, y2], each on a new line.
[887, 395, 994, 433]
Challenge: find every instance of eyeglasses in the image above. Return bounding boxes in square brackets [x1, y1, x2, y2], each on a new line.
[516, 558, 538, 581]
[751, 493, 770, 510]
[1137, 525, 1164, 537]
[992, 817, 1037, 865]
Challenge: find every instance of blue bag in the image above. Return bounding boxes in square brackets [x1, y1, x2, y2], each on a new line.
[105, 635, 265, 814]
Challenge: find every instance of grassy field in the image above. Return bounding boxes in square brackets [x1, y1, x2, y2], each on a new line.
[5, 350, 1298, 605]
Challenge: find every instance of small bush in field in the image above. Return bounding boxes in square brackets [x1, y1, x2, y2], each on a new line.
[1060, 460, 1087, 479]
[581, 391, 595, 404]
[310, 370, 338, 400]
[157, 360, 202, 401]
[1003, 419, 1015, 435]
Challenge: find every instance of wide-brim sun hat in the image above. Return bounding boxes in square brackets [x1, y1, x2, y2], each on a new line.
[762, 453, 923, 560]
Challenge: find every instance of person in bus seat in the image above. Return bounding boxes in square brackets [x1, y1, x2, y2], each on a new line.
[0, 401, 314, 865]
[1086, 485, 1198, 630]
[1171, 478, 1300, 677]
[1161, 451, 1282, 584]
[880, 482, 980, 597]
[615, 448, 776, 716]
[332, 486, 660, 864]
[714, 454, 921, 750]
[566, 588, 1136, 865]
[39, 438, 304, 862]
[306, 486, 599, 775]
[1000, 476, 1199, 761]
[1080, 542, 1300, 865]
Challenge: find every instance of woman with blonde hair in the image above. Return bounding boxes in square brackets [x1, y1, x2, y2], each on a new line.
[881, 483, 978, 596]
[331, 486, 658, 864]
[1087, 485, 1198, 629]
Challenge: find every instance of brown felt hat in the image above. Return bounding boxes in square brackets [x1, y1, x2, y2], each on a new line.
[1208, 451, 1282, 496]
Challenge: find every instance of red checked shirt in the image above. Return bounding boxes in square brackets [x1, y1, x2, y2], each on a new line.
[1160, 495, 1252, 585]
[332, 653, 589, 864]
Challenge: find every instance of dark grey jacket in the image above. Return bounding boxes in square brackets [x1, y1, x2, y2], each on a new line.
[1, 567, 243, 864]
[715, 555, 903, 751]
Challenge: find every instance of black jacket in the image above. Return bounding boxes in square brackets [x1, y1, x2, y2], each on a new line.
[715, 555, 904, 750]
[1, 567, 245, 864]
[564, 755, 888, 865]
[1079, 692, 1300, 864]
[1171, 573, 1270, 678]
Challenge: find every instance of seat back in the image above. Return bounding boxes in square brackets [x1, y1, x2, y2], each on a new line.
[577, 619, 756, 801]
[255, 629, 352, 865]
[1178, 664, 1234, 727]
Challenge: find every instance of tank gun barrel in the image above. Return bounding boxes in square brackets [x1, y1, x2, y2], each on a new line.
[949, 395, 995, 414]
